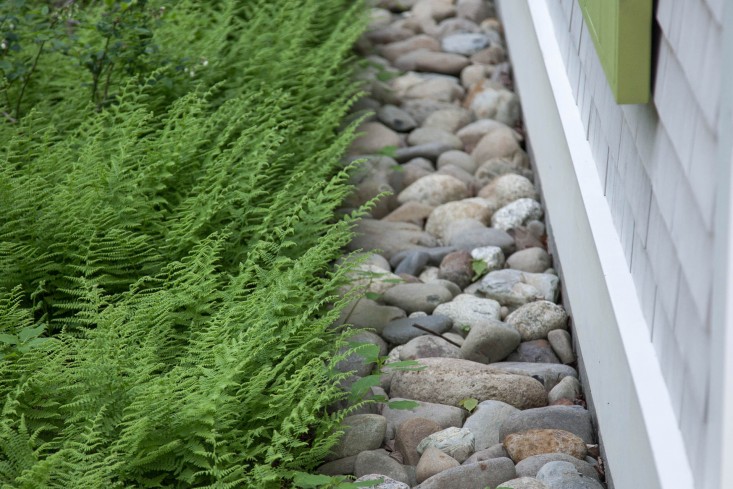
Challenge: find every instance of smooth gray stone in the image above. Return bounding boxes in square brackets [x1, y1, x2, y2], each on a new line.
[355, 449, 411, 485]
[490, 362, 578, 392]
[327, 414, 387, 461]
[337, 331, 388, 377]
[515, 454, 601, 481]
[317, 455, 358, 475]
[462, 443, 509, 465]
[441, 33, 491, 56]
[499, 406, 594, 444]
[390, 246, 458, 268]
[460, 318, 521, 363]
[378, 104, 418, 132]
[394, 250, 430, 276]
[382, 314, 453, 345]
[548, 376, 583, 403]
[395, 143, 456, 162]
[382, 398, 467, 442]
[354, 474, 410, 489]
[414, 457, 516, 489]
[506, 339, 561, 364]
[463, 400, 519, 450]
[445, 224, 516, 255]
[536, 461, 604, 489]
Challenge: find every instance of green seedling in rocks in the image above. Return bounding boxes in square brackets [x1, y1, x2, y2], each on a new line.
[472, 259, 489, 281]
[459, 397, 479, 413]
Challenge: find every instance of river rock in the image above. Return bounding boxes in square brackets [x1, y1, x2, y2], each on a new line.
[536, 461, 604, 489]
[478, 270, 559, 308]
[383, 398, 467, 441]
[507, 247, 552, 273]
[470, 246, 505, 273]
[460, 318, 521, 363]
[547, 329, 575, 364]
[405, 78, 465, 102]
[338, 331, 389, 377]
[505, 301, 568, 340]
[456, 0, 492, 23]
[499, 406, 594, 444]
[433, 294, 501, 333]
[479, 174, 538, 210]
[445, 220, 516, 254]
[395, 142, 456, 162]
[396, 51, 471, 75]
[437, 150, 477, 174]
[401, 99, 457, 125]
[468, 84, 521, 127]
[378, 104, 418, 132]
[414, 457, 516, 489]
[400, 335, 462, 360]
[463, 400, 519, 450]
[503, 429, 588, 463]
[442, 33, 491, 56]
[351, 122, 403, 155]
[500, 477, 549, 489]
[424, 108, 473, 133]
[398, 174, 469, 207]
[492, 198, 544, 231]
[382, 283, 453, 313]
[507, 339, 561, 364]
[475, 158, 533, 186]
[416, 447, 460, 483]
[381, 34, 441, 61]
[548, 376, 582, 403]
[383, 201, 436, 225]
[328, 414, 387, 460]
[515, 453, 601, 480]
[390, 357, 548, 409]
[426, 203, 492, 239]
[349, 219, 438, 260]
[463, 443, 509, 464]
[457, 119, 518, 152]
[382, 314, 453, 345]
[354, 474, 410, 489]
[395, 417, 443, 465]
[316, 455, 357, 476]
[355, 449, 411, 485]
[490, 362, 577, 392]
[394, 250, 430, 276]
[337, 298, 406, 333]
[408, 127, 463, 149]
[417, 426, 475, 463]
[471, 128, 522, 164]
[438, 250, 474, 288]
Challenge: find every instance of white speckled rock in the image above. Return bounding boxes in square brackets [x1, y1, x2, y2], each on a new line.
[417, 427, 475, 463]
[355, 474, 410, 489]
[398, 174, 469, 207]
[433, 294, 501, 333]
[479, 270, 560, 308]
[491, 198, 544, 231]
[470, 246, 505, 273]
[479, 174, 538, 210]
[441, 33, 491, 56]
[505, 301, 568, 340]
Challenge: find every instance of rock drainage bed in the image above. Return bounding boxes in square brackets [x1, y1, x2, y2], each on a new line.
[321, 1, 607, 488]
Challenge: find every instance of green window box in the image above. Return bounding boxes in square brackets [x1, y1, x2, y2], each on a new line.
[578, 0, 653, 104]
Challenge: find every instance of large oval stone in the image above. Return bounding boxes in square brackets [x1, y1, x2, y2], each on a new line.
[503, 429, 588, 463]
[390, 357, 547, 409]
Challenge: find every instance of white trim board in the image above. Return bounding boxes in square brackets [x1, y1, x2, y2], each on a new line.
[496, 1, 694, 488]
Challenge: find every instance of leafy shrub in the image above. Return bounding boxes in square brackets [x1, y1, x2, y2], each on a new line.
[0, 0, 370, 486]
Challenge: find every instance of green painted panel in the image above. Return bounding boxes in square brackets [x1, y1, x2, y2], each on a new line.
[579, 0, 653, 104]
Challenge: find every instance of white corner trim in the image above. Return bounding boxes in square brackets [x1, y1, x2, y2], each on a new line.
[496, 1, 695, 488]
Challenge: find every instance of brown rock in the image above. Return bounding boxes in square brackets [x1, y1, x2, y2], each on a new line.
[507, 226, 545, 251]
[395, 51, 471, 75]
[438, 250, 474, 289]
[395, 417, 442, 466]
[350, 122, 402, 155]
[503, 429, 588, 463]
[416, 447, 460, 483]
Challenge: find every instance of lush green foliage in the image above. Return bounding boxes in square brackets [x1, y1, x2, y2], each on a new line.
[0, 0, 370, 486]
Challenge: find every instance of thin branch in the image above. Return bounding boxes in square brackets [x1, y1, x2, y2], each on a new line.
[411, 323, 461, 347]
[15, 39, 46, 120]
